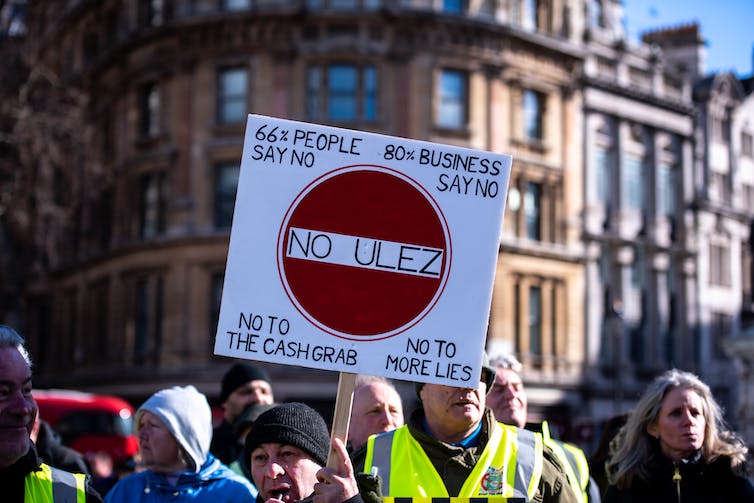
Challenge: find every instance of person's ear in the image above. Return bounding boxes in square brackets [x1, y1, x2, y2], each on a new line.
[646, 423, 659, 439]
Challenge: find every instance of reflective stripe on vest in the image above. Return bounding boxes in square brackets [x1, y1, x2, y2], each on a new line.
[383, 497, 526, 503]
[24, 463, 87, 503]
[364, 423, 543, 501]
[540, 422, 589, 503]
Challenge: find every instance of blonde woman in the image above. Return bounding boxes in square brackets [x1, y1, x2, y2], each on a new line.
[605, 369, 754, 502]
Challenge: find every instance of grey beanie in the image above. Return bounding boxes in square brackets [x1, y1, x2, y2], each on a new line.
[243, 402, 329, 466]
[136, 385, 212, 472]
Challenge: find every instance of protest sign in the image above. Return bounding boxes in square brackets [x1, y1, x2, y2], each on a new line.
[214, 114, 511, 388]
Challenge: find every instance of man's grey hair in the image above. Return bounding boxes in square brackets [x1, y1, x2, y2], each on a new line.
[354, 374, 396, 391]
[0, 324, 32, 366]
[488, 352, 522, 373]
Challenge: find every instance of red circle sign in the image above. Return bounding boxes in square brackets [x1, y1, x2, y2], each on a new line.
[277, 165, 451, 340]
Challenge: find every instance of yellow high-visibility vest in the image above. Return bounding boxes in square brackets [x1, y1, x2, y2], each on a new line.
[24, 463, 87, 503]
[540, 421, 590, 503]
[364, 422, 543, 501]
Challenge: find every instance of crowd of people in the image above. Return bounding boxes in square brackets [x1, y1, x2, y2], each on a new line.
[2, 322, 753, 502]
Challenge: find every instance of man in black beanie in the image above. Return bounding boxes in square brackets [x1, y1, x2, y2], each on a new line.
[211, 362, 274, 465]
[245, 402, 362, 503]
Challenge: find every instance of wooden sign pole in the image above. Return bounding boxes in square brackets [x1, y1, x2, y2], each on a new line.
[326, 371, 357, 468]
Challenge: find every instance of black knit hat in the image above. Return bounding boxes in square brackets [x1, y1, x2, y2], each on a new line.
[233, 402, 276, 437]
[220, 362, 272, 404]
[243, 402, 329, 466]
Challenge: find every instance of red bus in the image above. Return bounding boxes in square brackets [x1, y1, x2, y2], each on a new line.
[33, 389, 139, 464]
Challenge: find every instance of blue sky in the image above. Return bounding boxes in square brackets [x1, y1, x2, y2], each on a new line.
[622, 0, 754, 76]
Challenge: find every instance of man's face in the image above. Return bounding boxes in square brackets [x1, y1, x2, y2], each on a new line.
[487, 367, 528, 428]
[348, 382, 404, 449]
[0, 346, 37, 469]
[419, 379, 486, 444]
[223, 379, 274, 422]
[250, 443, 321, 503]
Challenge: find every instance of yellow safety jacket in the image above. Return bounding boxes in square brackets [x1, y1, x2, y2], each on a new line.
[24, 463, 87, 503]
[539, 422, 590, 503]
[363, 422, 543, 501]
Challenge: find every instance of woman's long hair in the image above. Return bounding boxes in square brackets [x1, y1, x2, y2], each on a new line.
[606, 368, 749, 488]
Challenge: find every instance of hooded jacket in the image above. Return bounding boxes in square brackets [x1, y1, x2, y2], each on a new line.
[104, 385, 257, 503]
[105, 454, 256, 503]
[135, 385, 212, 472]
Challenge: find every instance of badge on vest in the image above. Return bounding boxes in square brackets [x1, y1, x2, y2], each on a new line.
[383, 498, 525, 503]
[479, 466, 507, 495]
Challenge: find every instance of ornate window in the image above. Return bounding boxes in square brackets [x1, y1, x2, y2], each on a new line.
[523, 89, 544, 141]
[512, 0, 539, 31]
[709, 241, 731, 286]
[306, 0, 382, 8]
[589, 0, 604, 28]
[622, 154, 643, 211]
[437, 69, 468, 129]
[528, 285, 542, 360]
[443, 0, 464, 13]
[214, 162, 240, 229]
[129, 274, 164, 365]
[209, 271, 225, 349]
[140, 0, 171, 27]
[139, 82, 160, 138]
[217, 67, 248, 124]
[221, 0, 250, 11]
[524, 181, 542, 240]
[138, 172, 166, 239]
[307, 63, 377, 122]
[504, 172, 560, 244]
[658, 162, 676, 217]
[741, 131, 753, 158]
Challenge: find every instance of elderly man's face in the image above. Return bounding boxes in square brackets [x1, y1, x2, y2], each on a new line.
[0, 346, 37, 469]
[487, 367, 528, 428]
[250, 443, 321, 503]
[348, 382, 404, 449]
[419, 379, 486, 444]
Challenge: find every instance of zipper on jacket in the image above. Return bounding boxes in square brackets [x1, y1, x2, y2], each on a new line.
[672, 463, 682, 503]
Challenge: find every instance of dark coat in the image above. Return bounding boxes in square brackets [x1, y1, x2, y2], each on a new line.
[210, 419, 240, 466]
[34, 419, 91, 475]
[604, 452, 754, 502]
[0, 442, 102, 503]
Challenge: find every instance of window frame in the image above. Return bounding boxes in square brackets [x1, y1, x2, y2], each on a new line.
[138, 171, 167, 239]
[306, 62, 378, 123]
[217, 66, 248, 125]
[522, 88, 544, 142]
[139, 82, 160, 138]
[437, 68, 469, 130]
[213, 161, 241, 229]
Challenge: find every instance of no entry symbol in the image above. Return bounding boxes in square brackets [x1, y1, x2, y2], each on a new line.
[277, 165, 451, 340]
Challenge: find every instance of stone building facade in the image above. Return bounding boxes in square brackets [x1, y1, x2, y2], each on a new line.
[10, 0, 589, 417]
[2, 0, 753, 441]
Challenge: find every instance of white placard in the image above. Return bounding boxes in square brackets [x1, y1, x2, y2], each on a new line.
[214, 115, 511, 387]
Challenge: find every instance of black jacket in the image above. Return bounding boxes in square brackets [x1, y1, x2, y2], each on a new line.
[34, 419, 91, 475]
[0, 442, 102, 503]
[604, 451, 754, 502]
[211, 419, 240, 466]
